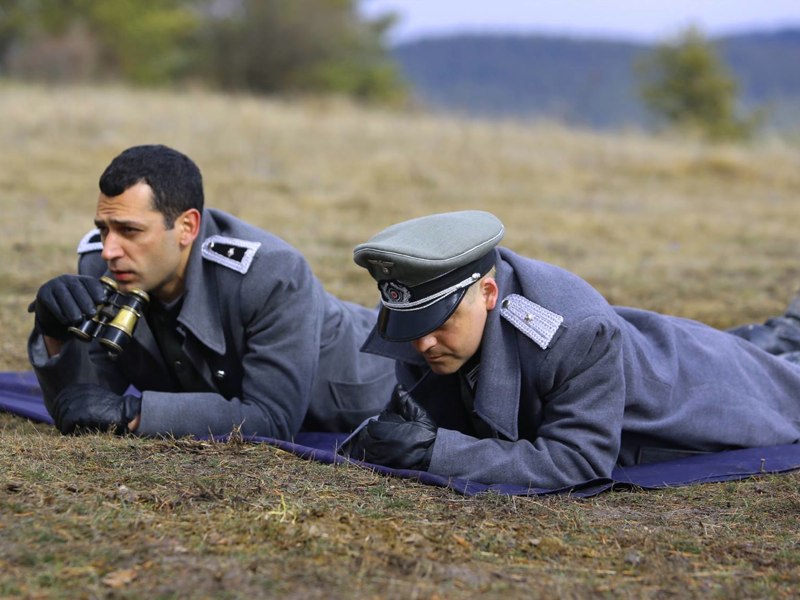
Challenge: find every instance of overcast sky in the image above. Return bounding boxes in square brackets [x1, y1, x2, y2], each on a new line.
[361, 0, 800, 43]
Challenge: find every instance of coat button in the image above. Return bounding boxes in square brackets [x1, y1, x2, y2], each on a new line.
[214, 370, 226, 379]
[174, 360, 184, 372]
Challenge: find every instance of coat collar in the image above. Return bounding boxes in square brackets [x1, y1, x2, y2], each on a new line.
[176, 210, 226, 354]
[472, 257, 522, 441]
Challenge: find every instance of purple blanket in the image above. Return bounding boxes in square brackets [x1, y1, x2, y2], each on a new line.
[3, 371, 799, 497]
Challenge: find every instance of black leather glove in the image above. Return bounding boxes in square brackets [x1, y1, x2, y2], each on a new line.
[30, 275, 108, 339]
[51, 383, 141, 435]
[342, 385, 437, 470]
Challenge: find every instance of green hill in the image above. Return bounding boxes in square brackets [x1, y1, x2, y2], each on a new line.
[391, 29, 800, 131]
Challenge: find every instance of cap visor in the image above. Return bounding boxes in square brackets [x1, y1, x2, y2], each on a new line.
[378, 288, 467, 342]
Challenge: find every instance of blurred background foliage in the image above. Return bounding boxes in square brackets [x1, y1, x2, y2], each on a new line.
[0, 0, 407, 102]
[0, 1, 789, 141]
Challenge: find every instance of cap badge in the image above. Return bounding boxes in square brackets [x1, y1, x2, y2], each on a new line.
[380, 281, 412, 305]
[368, 259, 395, 275]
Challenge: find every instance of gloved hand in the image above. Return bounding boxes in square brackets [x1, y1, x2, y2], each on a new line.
[29, 275, 108, 339]
[51, 383, 141, 435]
[342, 385, 437, 470]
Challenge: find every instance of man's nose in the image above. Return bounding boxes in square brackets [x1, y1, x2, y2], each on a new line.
[411, 333, 437, 354]
[100, 233, 123, 261]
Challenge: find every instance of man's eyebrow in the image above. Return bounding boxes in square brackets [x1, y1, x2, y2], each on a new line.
[93, 217, 145, 228]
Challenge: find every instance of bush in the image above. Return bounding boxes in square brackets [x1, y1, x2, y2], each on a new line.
[637, 28, 761, 141]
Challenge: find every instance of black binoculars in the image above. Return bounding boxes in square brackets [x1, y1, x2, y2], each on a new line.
[67, 276, 150, 355]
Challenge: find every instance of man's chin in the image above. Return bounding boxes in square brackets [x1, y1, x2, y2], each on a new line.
[426, 360, 459, 375]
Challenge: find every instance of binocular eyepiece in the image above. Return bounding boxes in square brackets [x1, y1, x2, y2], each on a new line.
[67, 276, 150, 355]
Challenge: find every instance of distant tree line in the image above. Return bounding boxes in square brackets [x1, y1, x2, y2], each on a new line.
[392, 28, 799, 139]
[0, 0, 407, 103]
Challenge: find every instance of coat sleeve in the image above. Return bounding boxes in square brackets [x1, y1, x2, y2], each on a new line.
[428, 317, 626, 489]
[137, 250, 324, 440]
[27, 251, 131, 416]
[28, 334, 133, 415]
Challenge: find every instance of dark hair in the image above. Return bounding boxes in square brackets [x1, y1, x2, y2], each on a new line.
[98, 144, 204, 228]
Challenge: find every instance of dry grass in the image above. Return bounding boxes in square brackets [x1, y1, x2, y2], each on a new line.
[2, 415, 800, 598]
[1, 81, 800, 598]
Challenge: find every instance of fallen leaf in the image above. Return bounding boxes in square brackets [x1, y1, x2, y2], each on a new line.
[102, 568, 138, 589]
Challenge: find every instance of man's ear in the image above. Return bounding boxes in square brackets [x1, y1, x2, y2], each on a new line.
[482, 276, 499, 310]
[178, 209, 201, 246]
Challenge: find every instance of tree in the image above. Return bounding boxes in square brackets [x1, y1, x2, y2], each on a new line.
[0, 0, 406, 103]
[0, 0, 200, 84]
[637, 28, 760, 140]
[89, 0, 201, 84]
[197, 0, 406, 103]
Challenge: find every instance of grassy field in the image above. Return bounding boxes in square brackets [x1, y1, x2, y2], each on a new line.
[1, 82, 800, 598]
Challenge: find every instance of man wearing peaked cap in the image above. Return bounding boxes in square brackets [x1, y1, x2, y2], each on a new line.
[344, 210, 800, 490]
[353, 210, 504, 344]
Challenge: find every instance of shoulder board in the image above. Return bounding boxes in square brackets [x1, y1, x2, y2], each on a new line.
[76, 228, 103, 254]
[201, 235, 261, 274]
[500, 294, 563, 350]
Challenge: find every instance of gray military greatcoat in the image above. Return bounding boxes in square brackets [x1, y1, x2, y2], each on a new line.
[29, 209, 395, 438]
[363, 247, 800, 489]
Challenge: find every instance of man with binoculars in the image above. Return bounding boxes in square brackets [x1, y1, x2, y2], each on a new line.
[28, 144, 396, 438]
